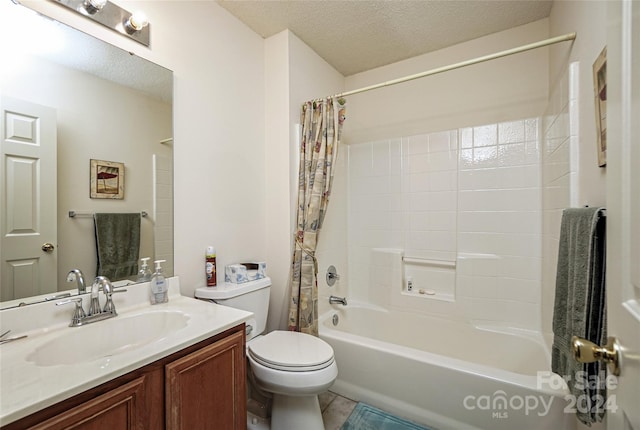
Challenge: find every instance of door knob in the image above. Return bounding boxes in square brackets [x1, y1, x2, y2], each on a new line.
[571, 336, 620, 376]
[42, 243, 55, 253]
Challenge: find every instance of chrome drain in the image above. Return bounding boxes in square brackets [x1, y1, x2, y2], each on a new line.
[332, 314, 339, 326]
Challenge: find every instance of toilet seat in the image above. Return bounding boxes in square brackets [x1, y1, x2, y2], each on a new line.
[248, 330, 334, 372]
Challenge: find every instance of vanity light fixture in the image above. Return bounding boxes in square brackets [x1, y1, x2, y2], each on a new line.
[81, 0, 107, 15]
[49, 0, 150, 46]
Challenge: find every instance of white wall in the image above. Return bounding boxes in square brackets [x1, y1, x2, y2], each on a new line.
[541, 0, 608, 337]
[264, 31, 292, 332]
[541, 14, 608, 430]
[264, 30, 344, 331]
[18, 0, 267, 299]
[344, 19, 550, 144]
[548, 1, 607, 208]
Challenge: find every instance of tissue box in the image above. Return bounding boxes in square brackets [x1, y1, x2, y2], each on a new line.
[225, 262, 267, 283]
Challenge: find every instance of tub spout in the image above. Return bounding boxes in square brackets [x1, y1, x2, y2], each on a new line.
[329, 295, 347, 306]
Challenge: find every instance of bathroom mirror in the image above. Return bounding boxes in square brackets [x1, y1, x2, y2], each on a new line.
[0, 3, 173, 308]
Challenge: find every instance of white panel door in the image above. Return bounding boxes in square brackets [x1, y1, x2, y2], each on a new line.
[606, 1, 640, 429]
[0, 96, 57, 301]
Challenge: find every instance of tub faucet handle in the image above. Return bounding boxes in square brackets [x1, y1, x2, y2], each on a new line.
[326, 265, 340, 286]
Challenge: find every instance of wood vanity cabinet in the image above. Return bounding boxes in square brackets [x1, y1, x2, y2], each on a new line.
[165, 329, 246, 429]
[3, 325, 246, 430]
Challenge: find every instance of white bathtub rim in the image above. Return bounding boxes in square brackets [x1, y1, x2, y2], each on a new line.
[319, 311, 568, 398]
[470, 321, 552, 361]
[326, 301, 549, 351]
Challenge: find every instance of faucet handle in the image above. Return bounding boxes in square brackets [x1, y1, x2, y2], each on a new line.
[326, 265, 341, 286]
[57, 297, 87, 327]
[103, 289, 126, 314]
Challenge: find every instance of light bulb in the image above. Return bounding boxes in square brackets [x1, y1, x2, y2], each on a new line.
[83, 0, 107, 15]
[128, 10, 148, 31]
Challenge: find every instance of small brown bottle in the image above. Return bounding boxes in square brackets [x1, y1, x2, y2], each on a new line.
[206, 246, 217, 287]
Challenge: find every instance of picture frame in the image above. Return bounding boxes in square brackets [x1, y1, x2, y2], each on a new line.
[90, 159, 125, 199]
[593, 47, 607, 167]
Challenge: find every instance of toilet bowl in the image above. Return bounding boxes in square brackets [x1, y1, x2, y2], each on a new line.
[247, 331, 337, 430]
[195, 278, 338, 429]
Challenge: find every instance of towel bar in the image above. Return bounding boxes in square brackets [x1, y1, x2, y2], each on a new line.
[69, 210, 148, 218]
[583, 205, 607, 217]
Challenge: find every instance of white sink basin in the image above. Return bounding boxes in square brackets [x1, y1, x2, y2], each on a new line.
[26, 310, 190, 367]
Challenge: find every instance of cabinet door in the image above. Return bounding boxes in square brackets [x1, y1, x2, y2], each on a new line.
[165, 330, 246, 430]
[29, 377, 148, 430]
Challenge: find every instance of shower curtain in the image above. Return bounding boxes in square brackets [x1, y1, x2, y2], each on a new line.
[287, 97, 346, 335]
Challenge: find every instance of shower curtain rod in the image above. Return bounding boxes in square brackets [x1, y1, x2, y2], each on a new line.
[314, 32, 576, 102]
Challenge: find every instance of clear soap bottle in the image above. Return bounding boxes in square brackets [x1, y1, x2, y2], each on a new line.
[150, 259, 168, 304]
[137, 257, 152, 282]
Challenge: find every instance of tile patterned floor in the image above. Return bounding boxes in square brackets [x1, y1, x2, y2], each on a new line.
[320, 391, 358, 430]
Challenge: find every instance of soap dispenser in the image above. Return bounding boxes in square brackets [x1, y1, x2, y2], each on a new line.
[150, 259, 168, 304]
[137, 257, 152, 282]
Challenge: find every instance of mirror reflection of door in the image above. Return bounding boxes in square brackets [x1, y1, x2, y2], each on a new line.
[1, 96, 57, 301]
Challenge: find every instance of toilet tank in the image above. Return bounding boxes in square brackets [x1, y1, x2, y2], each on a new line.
[195, 277, 271, 340]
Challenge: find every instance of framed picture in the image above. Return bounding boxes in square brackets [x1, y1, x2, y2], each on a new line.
[90, 159, 125, 199]
[593, 47, 607, 167]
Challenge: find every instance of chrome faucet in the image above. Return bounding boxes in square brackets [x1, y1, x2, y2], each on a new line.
[88, 276, 105, 315]
[57, 276, 127, 327]
[66, 269, 87, 294]
[329, 295, 348, 306]
[100, 278, 118, 314]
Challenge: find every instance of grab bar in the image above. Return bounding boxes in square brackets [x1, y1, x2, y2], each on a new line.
[402, 257, 456, 269]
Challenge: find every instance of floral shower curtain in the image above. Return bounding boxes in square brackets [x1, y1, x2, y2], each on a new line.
[288, 97, 346, 335]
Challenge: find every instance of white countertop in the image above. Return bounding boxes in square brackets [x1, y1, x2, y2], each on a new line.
[0, 277, 253, 426]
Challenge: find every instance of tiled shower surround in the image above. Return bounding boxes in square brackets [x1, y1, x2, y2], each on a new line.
[347, 119, 543, 330]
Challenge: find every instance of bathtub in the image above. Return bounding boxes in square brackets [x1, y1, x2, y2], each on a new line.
[319, 303, 574, 430]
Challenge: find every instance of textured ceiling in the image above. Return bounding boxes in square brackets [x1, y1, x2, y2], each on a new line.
[217, 0, 554, 76]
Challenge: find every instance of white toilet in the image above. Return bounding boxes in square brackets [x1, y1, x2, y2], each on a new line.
[195, 277, 337, 430]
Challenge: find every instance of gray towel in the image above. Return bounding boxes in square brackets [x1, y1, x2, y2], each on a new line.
[551, 207, 606, 426]
[94, 213, 141, 281]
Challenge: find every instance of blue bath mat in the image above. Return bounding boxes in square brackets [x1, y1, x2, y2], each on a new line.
[341, 402, 432, 430]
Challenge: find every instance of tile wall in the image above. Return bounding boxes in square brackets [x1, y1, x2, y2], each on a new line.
[347, 130, 458, 302]
[456, 119, 542, 330]
[347, 118, 544, 330]
[541, 62, 579, 337]
[154, 154, 174, 277]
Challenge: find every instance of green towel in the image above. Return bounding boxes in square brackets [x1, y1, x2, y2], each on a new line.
[94, 213, 141, 281]
[551, 207, 606, 426]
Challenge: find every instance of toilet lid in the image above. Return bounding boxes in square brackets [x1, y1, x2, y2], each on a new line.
[248, 330, 334, 372]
